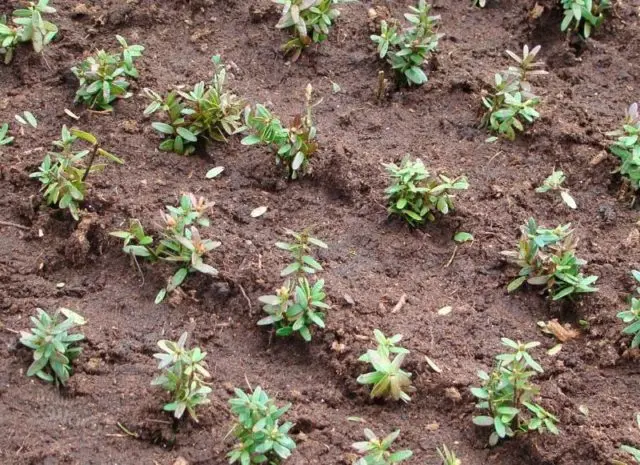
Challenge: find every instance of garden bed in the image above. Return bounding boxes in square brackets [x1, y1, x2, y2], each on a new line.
[1, 0, 640, 464]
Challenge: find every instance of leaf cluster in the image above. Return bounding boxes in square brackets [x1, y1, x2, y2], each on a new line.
[19, 308, 86, 386]
[110, 194, 221, 304]
[72, 35, 144, 110]
[481, 45, 547, 140]
[258, 229, 329, 341]
[608, 103, 640, 191]
[352, 429, 413, 465]
[561, 0, 610, 38]
[502, 218, 598, 300]
[370, 0, 443, 86]
[29, 126, 123, 220]
[152, 332, 212, 421]
[437, 444, 461, 465]
[357, 330, 414, 402]
[617, 270, 640, 349]
[384, 157, 468, 227]
[471, 338, 559, 446]
[0, 0, 57, 64]
[228, 386, 296, 465]
[275, 0, 354, 60]
[145, 55, 244, 155]
[242, 84, 319, 179]
[536, 170, 577, 209]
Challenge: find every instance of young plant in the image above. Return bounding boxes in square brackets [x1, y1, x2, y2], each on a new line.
[471, 338, 559, 446]
[29, 126, 123, 220]
[616, 270, 640, 349]
[437, 445, 461, 465]
[144, 55, 244, 156]
[258, 229, 329, 341]
[501, 218, 598, 300]
[110, 194, 221, 304]
[481, 45, 547, 141]
[383, 157, 468, 227]
[71, 35, 143, 110]
[370, 0, 443, 86]
[19, 308, 86, 386]
[275, 0, 355, 61]
[352, 429, 413, 465]
[227, 386, 296, 465]
[608, 103, 640, 193]
[357, 330, 413, 402]
[536, 170, 577, 209]
[152, 332, 211, 421]
[0, 0, 58, 64]
[0, 123, 14, 145]
[561, 0, 610, 38]
[242, 84, 319, 179]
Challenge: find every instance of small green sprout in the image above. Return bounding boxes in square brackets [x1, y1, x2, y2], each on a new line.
[619, 445, 640, 464]
[144, 55, 244, 156]
[30, 126, 123, 220]
[383, 157, 468, 226]
[242, 84, 319, 179]
[352, 429, 413, 465]
[536, 170, 577, 209]
[502, 218, 598, 300]
[471, 338, 559, 446]
[437, 444, 461, 465]
[19, 308, 86, 386]
[370, 0, 443, 86]
[258, 229, 329, 341]
[110, 194, 221, 304]
[617, 270, 640, 349]
[0, 123, 14, 145]
[0, 0, 58, 64]
[561, 0, 610, 38]
[357, 330, 413, 402]
[151, 332, 211, 421]
[275, 0, 355, 61]
[608, 103, 640, 193]
[15, 110, 37, 128]
[481, 45, 547, 140]
[227, 386, 296, 465]
[72, 35, 144, 110]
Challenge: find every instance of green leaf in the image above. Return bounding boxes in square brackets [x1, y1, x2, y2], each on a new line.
[152, 122, 175, 135]
[177, 127, 197, 142]
[454, 232, 473, 243]
[205, 166, 224, 179]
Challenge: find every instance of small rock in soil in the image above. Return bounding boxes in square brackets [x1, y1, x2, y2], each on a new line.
[173, 457, 189, 465]
[444, 387, 462, 402]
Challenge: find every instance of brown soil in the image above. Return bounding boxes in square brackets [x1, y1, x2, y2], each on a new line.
[1, 0, 640, 464]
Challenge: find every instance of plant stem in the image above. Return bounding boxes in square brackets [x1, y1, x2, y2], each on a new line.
[82, 143, 100, 182]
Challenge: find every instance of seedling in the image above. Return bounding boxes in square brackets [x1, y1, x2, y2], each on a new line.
[144, 55, 244, 156]
[437, 445, 461, 465]
[561, 0, 610, 38]
[275, 0, 355, 61]
[110, 193, 221, 304]
[620, 445, 640, 464]
[617, 270, 640, 349]
[152, 332, 211, 421]
[370, 0, 443, 86]
[242, 84, 319, 179]
[0, 123, 14, 145]
[536, 170, 577, 209]
[471, 338, 559, 446]
[502, 218, 598, 300]
[357, 330, 413, 402]
[258, 229, 329, 341]
[30, 126, 123, 220]
[72, 35, 143, 110]
[0, 0, 58, 64]
[481, 45, 547, 140]
[227, 386, 296, 464]
[19, 308, 85, 386]
[608, 103, 640, 193]
[383, 157, 468, 227]
[352, 429, 413, 465]
[15, 110, 37, 128]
